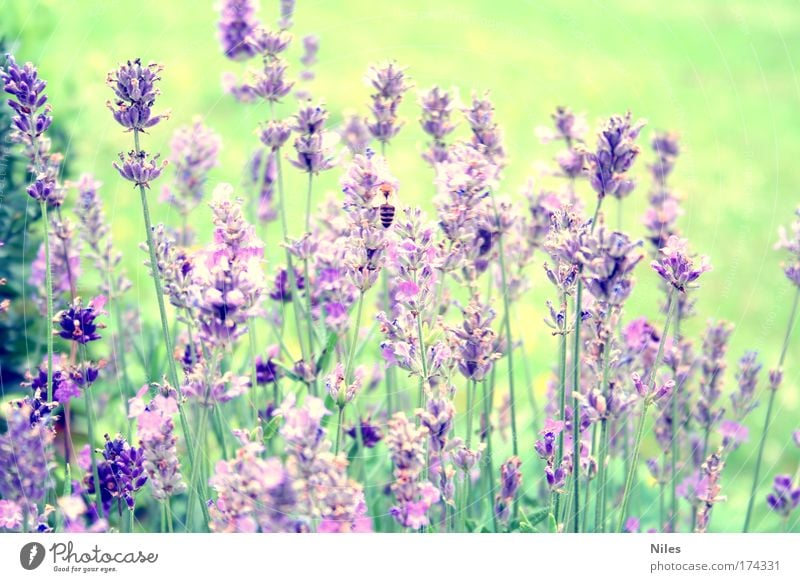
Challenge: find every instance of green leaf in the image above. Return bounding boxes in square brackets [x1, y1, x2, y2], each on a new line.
[548, 513, 558, 533]
[315, 331, 339, 375]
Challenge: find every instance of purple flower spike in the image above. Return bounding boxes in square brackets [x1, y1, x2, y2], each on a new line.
[775, 208, 800, 287]
[419, 86, 456, 166]
[585, 112, 645, 199]
[289, 104, 335, 174]
[494, 457, 522, 524]
[366, 62, 410, 144]
[1, 54, 52, 145]
[650, 235, 712, 292]
[217, 0, 261, 61]
[106, 59, 168, 132]
[56, 296, 107, 344]
[0, 402, 54, 504]
[766, 474, 800, 518]
[346, 417, 384, 449]
[113, 150, 167, 189]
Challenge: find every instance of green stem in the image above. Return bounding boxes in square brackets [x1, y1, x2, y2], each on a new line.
[595, 418, 609, 532]
[132, 129, 207, 526]
[334, 405, 345, 455]
[670, 304, 681, 531]
[490, 195, 518, 461]
[83, 382, 103, 518]
[743, 285, 800, 532]
[248, 323, 260, 412]
[186, 403, 209, 529]
[165, 499, 174, 533]
[482, 379, 498, 532]
[40, 202, 54, 401]
[554, 294, 568, 522]
[466, 379, 475, 449]
[275, 150, 308, 371]
[617, 287, 676, 532]
[345, 292, 365, 383]
[570, 281, 583, 533]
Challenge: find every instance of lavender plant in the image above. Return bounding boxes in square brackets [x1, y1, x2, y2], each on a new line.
[1, 11, 798, 538]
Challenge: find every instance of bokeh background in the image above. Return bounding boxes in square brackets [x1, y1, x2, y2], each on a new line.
[1, 0, 798, 532]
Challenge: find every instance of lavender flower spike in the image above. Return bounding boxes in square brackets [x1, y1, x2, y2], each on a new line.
[651, 235, 712, 293]
[218, 0, 261, 61]
[106, 59, 169, 132]
[1, 54, 52, 144]
[113, 150, 168, 189]
[0, 402, 54, 506]
[766, 475, 800, 519]
[775, 208, 800, 287]
[585, 112, 645, 200]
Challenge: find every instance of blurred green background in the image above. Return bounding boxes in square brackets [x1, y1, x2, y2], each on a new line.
[1, 0, 798, 532]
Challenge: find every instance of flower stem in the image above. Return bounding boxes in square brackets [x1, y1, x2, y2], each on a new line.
[595, 418, 609, 532]
[490, 195, 518, 462]
[40, 201, 54, 401]
[554, 293, 568, 522]
[743, 284, 800, 532]
[569, 198, 603, 532]
[670, 304, 681, 531]
[466, 379, 475, 449]
[481, 379, 498, 532]
[274, 149, 309, 374]
[303, 173, 318, 394]
[82, 378, 103, 518]
[345, 291, 365, 383]
[248, 323, 260, 412]
[570, 281, 583, 533]
[616, 287, 676, 532]
[334, 404, 345, 455]
[132, 129, 208, 527]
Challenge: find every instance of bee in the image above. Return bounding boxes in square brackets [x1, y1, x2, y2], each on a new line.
[376, 182, 396, 229]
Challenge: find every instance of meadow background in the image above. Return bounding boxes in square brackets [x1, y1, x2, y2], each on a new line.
[1, 0, 798, 532]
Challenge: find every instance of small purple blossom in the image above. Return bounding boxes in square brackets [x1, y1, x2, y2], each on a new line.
[106, 59, 168, 132]
[766, 475, 800, 519]
[650, 235, 711, 293]
[217, 0, 261, 61]
[56, 295, 107, 344]
[113, 150, 167, 189]
[1, 54, 52, 144]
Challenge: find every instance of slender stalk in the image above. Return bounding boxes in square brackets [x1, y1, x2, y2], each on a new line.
[490, 195, 518, 460]
[670, 304, 681, 531]
[82, 378, 103, 517]
[595, 418, 609, 532]
[617, 288, 676, 532]
[302, 173, 318, 394]
[743, 285, 800, 532]
[165, 499, 174, 533]
[132, 129, 207, 525]
[185, 403, 209, 529]
[334, 405, 345, 455]
[570, 281, 583, 532]
[569, 198, 603, 532]
[274, 151, 308, 372]
[554, 293, 568, 522]
[40, 202, 54, 401]
[481, 379, 498, 532]
[594, 332, 613, 532]
[415, 303, 429, 411]
[345, 292, 365, 382]
[466, 379, 475, 449]
[247, 323, 260, 412]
